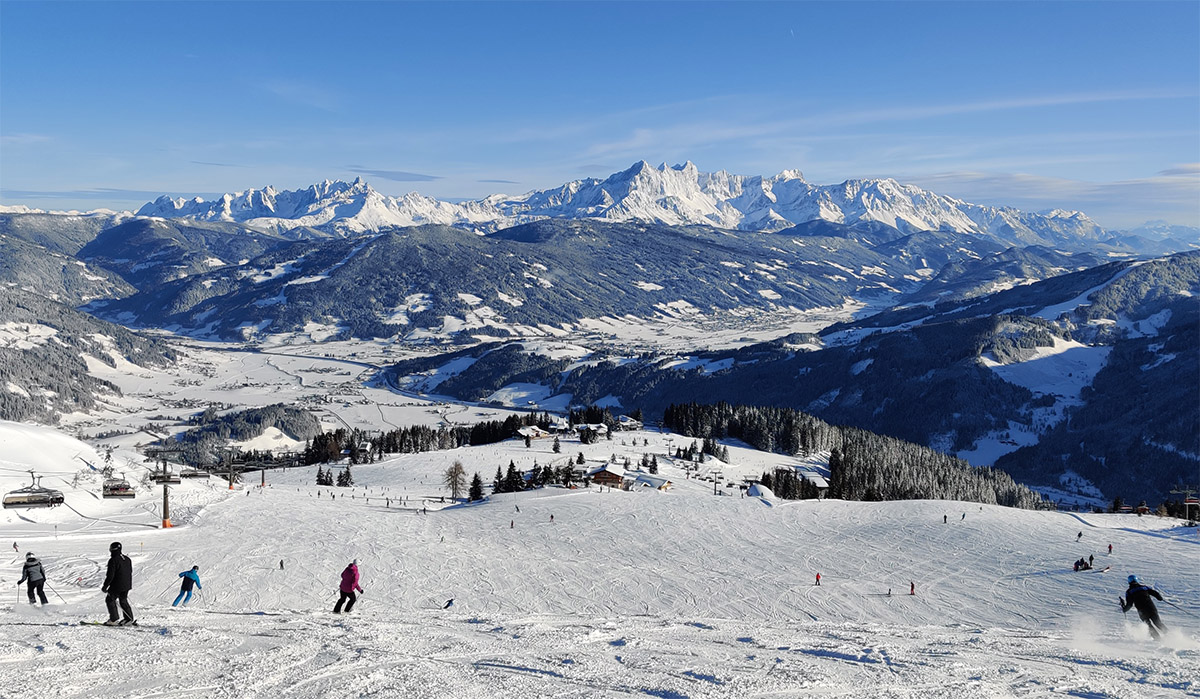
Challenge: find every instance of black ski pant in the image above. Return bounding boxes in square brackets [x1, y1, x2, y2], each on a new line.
[26, 580, 47, 605]
[1140, 612, 1167, 639]
[334, 590, 357, 613]
[105, 590, 134, 622]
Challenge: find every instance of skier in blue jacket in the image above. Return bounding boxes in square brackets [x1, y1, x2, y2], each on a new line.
[173, 565, 202, 607]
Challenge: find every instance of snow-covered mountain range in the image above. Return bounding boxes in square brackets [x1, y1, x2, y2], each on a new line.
[136, 161, 1108, 246]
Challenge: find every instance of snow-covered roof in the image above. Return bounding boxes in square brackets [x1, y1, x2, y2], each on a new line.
[586, 464, 624, 477]
[629, 474, 670, 489]
[799, 470, 829, 489]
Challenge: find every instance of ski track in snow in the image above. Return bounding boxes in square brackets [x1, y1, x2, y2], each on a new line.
[0, 431, 1197, 697]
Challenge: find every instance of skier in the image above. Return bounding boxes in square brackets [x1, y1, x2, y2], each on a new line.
[280, 559, 284, 571]
[1108, 543, 1113, 555]
[101, 541, 135, 626]
[943, 515, 947, 524]
[1089, 554, 1094, 568]
[173, 565, 202, 607]
[1077, 531, 1083, 542]
[17, 552, 48, 605]
[815, 572, 821, 586]
[11, 542, 17, 553]
[1120, 575, 1167, 639]
[961, 513, 966, 521]
[333, 560, 364, 613]
[910, 581, 915, 595]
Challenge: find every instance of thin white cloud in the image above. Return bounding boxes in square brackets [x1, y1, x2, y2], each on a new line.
[262, 81, 341, 112]
[0, 133, 52, 145]
[904, 170, 1200, 228]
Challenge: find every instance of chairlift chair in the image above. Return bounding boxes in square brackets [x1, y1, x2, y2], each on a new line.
[3, 472, 66, 509]
[102, 478, 136, 499]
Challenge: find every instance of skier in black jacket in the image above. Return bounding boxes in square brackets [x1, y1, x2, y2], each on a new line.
[1120, 574, 1167, 639]
[101, 541, 135, 626]
[17, 553, 48, 605]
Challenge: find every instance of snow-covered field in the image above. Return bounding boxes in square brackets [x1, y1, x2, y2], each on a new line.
[0, 422, 1196, 698]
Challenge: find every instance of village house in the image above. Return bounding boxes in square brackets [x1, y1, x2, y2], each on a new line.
[627, 473, 671, 491]
[615, 415, 643, 431]
[586, 463, 624, 488]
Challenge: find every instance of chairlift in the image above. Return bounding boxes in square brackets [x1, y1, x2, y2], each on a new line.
[151, 468, 181, 484]
[102, 478, 136, 499]
[3, 472, 66, 509]
[179, 467, 210, 479]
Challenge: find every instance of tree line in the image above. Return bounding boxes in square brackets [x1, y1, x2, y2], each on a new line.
[662, 401, 1045, 508]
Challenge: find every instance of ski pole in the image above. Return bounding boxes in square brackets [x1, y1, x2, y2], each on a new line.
[44, 582, 67, 604]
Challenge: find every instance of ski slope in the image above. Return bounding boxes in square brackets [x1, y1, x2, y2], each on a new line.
[0, 423, 1196, 698]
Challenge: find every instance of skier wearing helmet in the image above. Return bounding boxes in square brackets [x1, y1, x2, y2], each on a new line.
[101, 542, 135, 626]
[1120, 574, 1167, 639]
[17, 552, 48, 605]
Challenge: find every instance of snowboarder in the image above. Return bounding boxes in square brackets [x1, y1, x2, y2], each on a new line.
[333, 560, 364, 613]
[101, 541, 135, 626]
[1120, 575, 1167, 639]
[173, 565, 202, 607]
[17, 552, 48, 605]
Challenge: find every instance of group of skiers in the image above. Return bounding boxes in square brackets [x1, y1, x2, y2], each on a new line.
[10, 541, 1173, 639]
[15, 541, 366, 624]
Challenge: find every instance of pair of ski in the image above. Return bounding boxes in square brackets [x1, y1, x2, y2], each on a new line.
[80, 620, 141, 628]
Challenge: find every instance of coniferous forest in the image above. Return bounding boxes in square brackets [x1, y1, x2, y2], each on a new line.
[662, 402, 1045, 508]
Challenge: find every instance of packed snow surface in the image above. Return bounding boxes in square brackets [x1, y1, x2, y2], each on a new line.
[0, 422, 1196, 697]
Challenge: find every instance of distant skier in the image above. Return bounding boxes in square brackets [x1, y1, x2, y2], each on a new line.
[17, 552, 48, 605]
[443, 598, 454, 609]
[173, 565, 202, 607]
[1108, 543, 1113, 555]
[280, 559, 284, 571]
[943, 515, 947, 524]
[1120, 575, 1167, 639]
[333, 560, 364, 614]
[11, 542, 17, 553]
[1077, 531, 1083, 542]
[910, 581, 915, 595]
[101, 541, 135, 626]
[815, 572, 821, 586]
[961, 513, 966, 521]
[550, 514, 554, 523]
[1089, 554, 1094, 568]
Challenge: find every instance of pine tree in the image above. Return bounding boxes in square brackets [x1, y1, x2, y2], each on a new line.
[552, 436, 561, 453]
[504, 460, 523, 492]
[468, 472, 484, 502]
[576, 452, 585, 465]
[650, 455, 659, 475]
[493, 465, 504, 493]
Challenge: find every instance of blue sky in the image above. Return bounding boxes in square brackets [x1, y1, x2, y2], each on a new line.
[1, 1, 1197, 228]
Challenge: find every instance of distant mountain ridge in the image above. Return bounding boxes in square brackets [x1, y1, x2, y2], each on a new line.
[134, 161, 1114, 247]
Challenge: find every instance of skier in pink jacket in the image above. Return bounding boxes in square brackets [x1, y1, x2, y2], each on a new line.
[333, 560, 364, 613]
